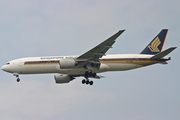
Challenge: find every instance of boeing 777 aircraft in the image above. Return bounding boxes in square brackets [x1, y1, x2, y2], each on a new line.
[1, 29, 176, 85]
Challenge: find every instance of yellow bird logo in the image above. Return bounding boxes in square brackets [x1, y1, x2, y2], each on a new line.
[148, 37, 161, 52]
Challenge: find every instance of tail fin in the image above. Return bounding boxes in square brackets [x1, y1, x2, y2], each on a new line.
[140, 29, 168, 54]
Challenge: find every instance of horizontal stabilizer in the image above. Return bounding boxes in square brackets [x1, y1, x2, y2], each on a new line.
[150, 47, 177, 59]
[159, 61, 168, 64]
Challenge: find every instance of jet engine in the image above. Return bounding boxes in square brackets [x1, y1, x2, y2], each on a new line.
[59, 59, 78, 69]
[54, 74, 74, 84]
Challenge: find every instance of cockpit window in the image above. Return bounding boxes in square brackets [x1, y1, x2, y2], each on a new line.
[6, 63, 10, 65]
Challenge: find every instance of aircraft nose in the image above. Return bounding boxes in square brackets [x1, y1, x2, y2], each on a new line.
[2, 65, 6, 71]
[1, 65, 9, 72]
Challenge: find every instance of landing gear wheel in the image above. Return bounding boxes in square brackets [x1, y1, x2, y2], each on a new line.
[82, 79, 94, 85]
[86, 80, 89, 85]
[82, 79, 86, 84]
[89, 81, 93, 85]
[17, 78, 20, 82]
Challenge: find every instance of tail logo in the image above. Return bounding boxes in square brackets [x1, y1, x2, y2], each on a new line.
[148, 37, 161, 52]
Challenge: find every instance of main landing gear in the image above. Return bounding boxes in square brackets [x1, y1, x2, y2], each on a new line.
[82, 79, 93, 85]
[81, 71, 96, 85]
[13, 73, 20, 82]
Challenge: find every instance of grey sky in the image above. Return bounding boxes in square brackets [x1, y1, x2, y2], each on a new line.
[0, 0, 179, 120]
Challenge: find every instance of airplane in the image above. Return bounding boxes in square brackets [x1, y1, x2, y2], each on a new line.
[1, 29, 176, 85]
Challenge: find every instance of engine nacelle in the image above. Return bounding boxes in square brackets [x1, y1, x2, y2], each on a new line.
[59, 59, 78, 69]
[54, 74, 73, 84]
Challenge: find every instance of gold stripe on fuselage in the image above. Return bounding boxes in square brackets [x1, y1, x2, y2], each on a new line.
[100, 59, 161, 66]
[24, 59, 163, 66]
[24, 61, 59, 65]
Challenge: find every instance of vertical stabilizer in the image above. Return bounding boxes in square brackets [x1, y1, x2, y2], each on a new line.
[140, 29, 168, 54]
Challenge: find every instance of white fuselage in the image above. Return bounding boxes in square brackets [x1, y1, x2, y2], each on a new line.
[2, 54, 169, 75]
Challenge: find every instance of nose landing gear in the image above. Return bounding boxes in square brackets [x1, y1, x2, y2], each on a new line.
[17, 78, 20, 82]
[13, 73, 20, 82]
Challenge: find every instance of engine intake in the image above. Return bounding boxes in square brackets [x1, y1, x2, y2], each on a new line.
[59, 59, 78, 69]
[54, 74, 74, 84]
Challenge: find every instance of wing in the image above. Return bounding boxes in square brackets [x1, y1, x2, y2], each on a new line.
[75, 30, 125, 70]
[77, 30, 125, 60]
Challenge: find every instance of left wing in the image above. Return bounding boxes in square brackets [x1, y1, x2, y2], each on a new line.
[75, 30, 125, 70]
[77, 30, 125, 60]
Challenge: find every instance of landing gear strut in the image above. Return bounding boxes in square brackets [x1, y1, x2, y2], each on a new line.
[13, 73, 20, 82]
[84, 71, 96, 77]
